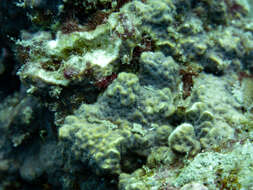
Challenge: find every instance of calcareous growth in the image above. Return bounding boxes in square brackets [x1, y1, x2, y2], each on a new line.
[0, 0, 253, 189]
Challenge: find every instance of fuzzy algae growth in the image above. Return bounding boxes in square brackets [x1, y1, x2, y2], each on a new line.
[1, 0, 253, 189]
[17, 18, 122, 87]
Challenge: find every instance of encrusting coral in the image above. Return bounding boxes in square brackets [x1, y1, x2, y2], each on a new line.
[0, 0, 253, 189]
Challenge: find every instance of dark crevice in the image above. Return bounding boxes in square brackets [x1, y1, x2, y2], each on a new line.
[0, 46, 21, 98]
[120, 152, 147, 173]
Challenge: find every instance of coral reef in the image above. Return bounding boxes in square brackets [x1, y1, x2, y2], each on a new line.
[1, 0, 253, 189]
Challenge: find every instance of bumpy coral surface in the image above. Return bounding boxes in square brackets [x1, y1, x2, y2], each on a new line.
[1, 0, 253, 189]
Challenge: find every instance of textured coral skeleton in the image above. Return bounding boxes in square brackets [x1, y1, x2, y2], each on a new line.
[0, 0, 253, 189]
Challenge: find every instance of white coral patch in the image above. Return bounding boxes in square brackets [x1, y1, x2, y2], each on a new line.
[86, 49, 115, 68]
[47, 40, 58, 49]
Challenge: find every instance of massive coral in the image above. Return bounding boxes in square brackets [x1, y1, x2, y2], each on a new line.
[0, 0, 253, 189]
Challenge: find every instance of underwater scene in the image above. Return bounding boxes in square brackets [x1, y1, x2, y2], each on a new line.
[1, 0, 253, 189]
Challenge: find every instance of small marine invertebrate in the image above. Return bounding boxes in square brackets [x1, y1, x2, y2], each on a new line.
[225, 0, 247, 16]
[116, 13, 137, 40]
[238, 71, 253, 84]
[16, 45, 31, 63]
[86, 11, 110, 31]
[40, 59, 61, 71]
[94, 73, 117, 89]
[132, 35, 155, 58]
[115, 0, 132, 10]
[179, 66, 199, 99]
[120, 35, 155, 73]
[63, 67, 79, 79]
[60, 19, 82, 34]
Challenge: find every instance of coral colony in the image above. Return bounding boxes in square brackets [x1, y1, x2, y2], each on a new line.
[0, 0, 253, 189]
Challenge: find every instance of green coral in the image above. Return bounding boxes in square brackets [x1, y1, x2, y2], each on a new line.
[105, 72, 140, 107]
[139, 51, 179, 90]
[98, 71, 176, 126]
[146, 146, 176, 169]
[59, 104, 131, 175]
[168, 123, 200, 156]
[200, 121, 235, 149]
